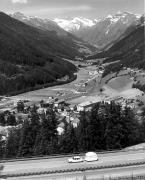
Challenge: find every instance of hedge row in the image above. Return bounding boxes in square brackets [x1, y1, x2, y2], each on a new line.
[3, 160, 145, 178]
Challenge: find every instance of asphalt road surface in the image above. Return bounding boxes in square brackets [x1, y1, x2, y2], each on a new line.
[2, 150, 145, 176]
[7, 164, 145, 180]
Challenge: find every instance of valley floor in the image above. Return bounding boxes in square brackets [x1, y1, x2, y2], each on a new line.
[1, 60, 145, 112]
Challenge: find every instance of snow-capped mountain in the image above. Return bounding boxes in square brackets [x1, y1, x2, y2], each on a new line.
[10, 12, 96, 55]
[54, 12, 141, 49]
[11, 12, 68, 36]
[54, 17, 99, 32]
[88, 15, 144, 72]
[11, 11, 141, 51]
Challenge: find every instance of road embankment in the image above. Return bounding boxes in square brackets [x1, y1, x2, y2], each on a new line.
[1, 150, 145, 178]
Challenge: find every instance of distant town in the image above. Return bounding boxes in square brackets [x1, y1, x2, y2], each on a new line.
[0, 62, 145, 142]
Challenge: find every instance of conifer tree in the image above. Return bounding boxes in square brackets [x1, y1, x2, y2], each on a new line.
[0, 113, 5, 126]
[5, 128, 21, 158]
[122, 106, 140, 147]
[18, 120, 34, 157]
[59, 122, 78, 153]
[140, 117, 145, 142]
[18, 108, 40, 157]
[103, 102, 124, 149]
[77, 111, 90, 151]
[7, 114, 16, 126]
[89, 102, 106, 150]
[34, 108, 58, 155]
[0, 135, 4, 159]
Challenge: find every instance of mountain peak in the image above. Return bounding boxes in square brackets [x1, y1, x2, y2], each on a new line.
[11, 12, 29, 21]
[12, 12, 26, 18]
[13, 12, 24, 16]
[54, 17, 96, 31]
[10, 12, 69, 37]
[106, 15, 113, 19]
[114, 11, 141, 19]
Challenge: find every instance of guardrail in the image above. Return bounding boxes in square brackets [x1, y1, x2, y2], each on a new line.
[1, 160, 145, 178]
[1, 147, 145, 163]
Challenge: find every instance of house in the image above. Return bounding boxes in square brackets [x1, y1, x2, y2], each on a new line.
[71, 117, 80, 128]
[60, 110, 68, 117]
[77, 101, 98, 112]
[37, 107, 47, 114]
[89, 71, 99, 76]
[54, 99, 66, 107]
[57, 122, 65, 135]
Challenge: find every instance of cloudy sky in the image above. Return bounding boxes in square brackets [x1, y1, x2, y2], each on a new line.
[0, 0, 144, 19]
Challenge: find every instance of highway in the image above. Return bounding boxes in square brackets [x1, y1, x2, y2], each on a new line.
[7, 164, 145, 180]
[1, 150, 145, 177]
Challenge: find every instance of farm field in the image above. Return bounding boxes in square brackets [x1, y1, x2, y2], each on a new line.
[11, 65, 100, 104]
[8, 64, 145, 107]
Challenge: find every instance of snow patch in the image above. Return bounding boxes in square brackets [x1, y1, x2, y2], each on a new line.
[54, 17, 96, 32]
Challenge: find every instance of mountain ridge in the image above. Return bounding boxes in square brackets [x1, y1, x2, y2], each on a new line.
[11, 11, 141, 51]
[10, 12, 96, 55]
[69, 12, 141, 49]
[87, 16, 144, 77]
[0, 12, 79, 95]
[53, 12, 140, 32]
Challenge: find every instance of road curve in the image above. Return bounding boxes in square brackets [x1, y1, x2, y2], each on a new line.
[2, 150, 145, 176]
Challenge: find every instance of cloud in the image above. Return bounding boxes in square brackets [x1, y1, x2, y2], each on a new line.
[22, 5, 92, 16]
[35, 5, 92, 14]
[11, 0, 28, 3]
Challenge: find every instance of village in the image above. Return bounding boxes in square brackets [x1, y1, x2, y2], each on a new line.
[0, 63, 145, 142]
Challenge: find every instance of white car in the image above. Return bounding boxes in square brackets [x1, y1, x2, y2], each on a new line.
[68, 156, 83, 163]
[84, 152, 98, 162]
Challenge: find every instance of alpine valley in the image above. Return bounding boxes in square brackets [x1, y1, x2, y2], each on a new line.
[0, 11, 144, 96]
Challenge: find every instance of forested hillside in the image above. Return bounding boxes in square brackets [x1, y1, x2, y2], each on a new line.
[0, 12, 78, 95]
[1, 101, 143, 159]
[88, 17, 144, 77]
[10, 12, 96, 55]
[71, 12, 139, 49]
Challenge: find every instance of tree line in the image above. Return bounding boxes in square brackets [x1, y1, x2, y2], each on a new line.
[133, 82, 145, 92]
[1, 101, 145, 159]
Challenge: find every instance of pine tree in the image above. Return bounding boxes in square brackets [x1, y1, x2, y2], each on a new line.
[122, 106, 140, 147]
[4, 128, 21, 158]
[89, 103, 106, 150]
[140, 117, 145, 142]
[18, 109, 40, 157]
[7, 114, 16, 126]
[103, 102, 124, 149]
[77, 111, 90, 151]
[0, 113, 5, 126]
[34, 108, 58, 155]
[18, 120, 34, 157]
[0, 135, 4, 159]
[17, 101, 25, 113]
[59, 122, 78, 153]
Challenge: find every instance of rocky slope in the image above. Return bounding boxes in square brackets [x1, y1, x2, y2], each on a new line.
[11, 12, 96, 55]
[54, 12, 141, 50]
[88, 15, 144, 76]
[11, 12, 68, 37]
[54, 17, 98, 32]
